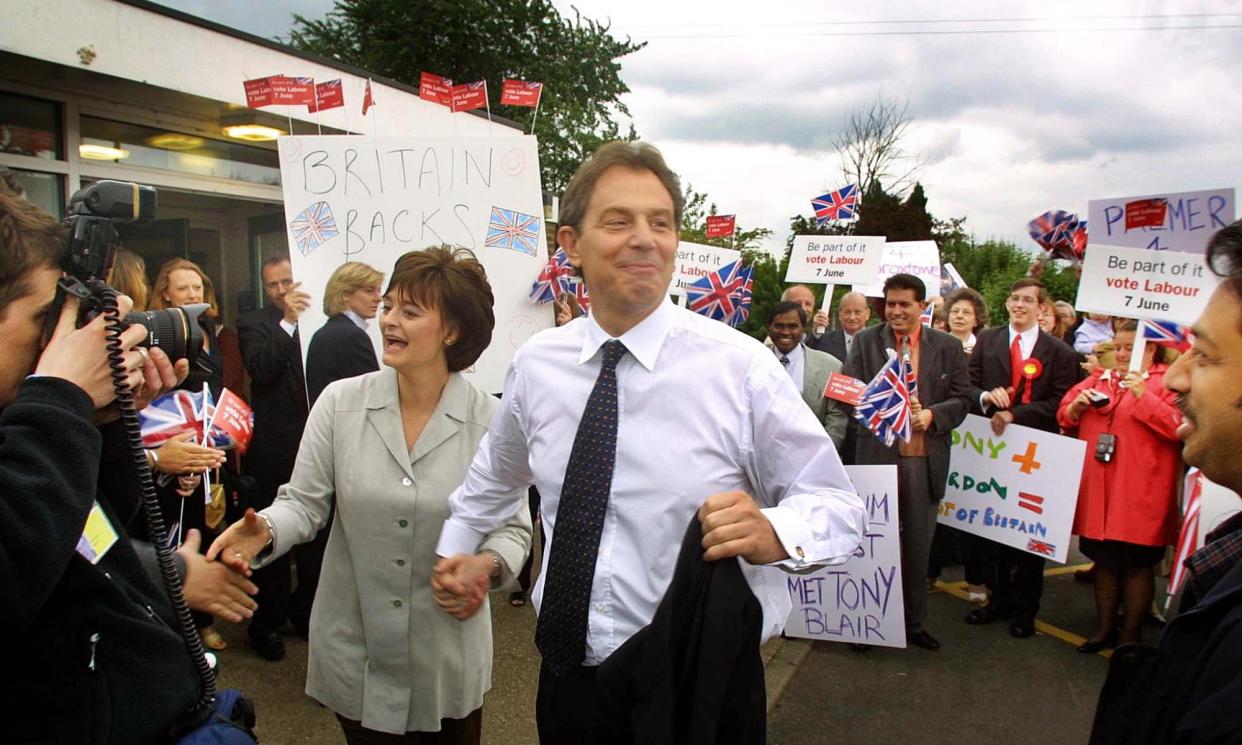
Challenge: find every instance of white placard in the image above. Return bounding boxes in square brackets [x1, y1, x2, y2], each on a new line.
[938, 415, 1087, 564]
[852, 240, 940, 298]
[668, 240, 741, 297]
[1201, 476, 1242, 545]
[784, 465, 906, 648]
[1074, 243, 1219, 324]
[277, 135, 550, 394]
[785, 235, 885, 285]
[1088, 188, 1235, 254]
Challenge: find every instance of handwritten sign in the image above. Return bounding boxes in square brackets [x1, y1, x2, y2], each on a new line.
[785, 235, 884, 285]
[938, 415, 1085, 563]
[851, 240, 940, 299]
[784, 465, 906, 648]
[277, 135, 549, 393]
[668, 240, 740, 296]
[1087, 188, 1234, 254]
[1075, 243, 1219, 324]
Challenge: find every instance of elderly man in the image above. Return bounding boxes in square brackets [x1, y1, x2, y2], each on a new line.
[766, 300, 847, 448]
[1091, 222, 1242, 744]
[434, 141, 865, 743]
[813, 291, 872, 463]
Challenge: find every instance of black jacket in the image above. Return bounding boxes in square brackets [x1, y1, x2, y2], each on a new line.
[1091, 521, 1242, 744]
[968, 326, 1078, 433]
[306, 313, 379, 407]
[236, 304, 308, 496]
[0, 378, 200, 745]
[596, 518, 766, 745]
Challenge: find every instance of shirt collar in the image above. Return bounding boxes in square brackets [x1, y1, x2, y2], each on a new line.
[578, 299, 674, 372]
[1009, 324, 1039, 345]
[888, 323, 921, 348]
[344, 309, 369, 330]
[772, 342, 804, 364]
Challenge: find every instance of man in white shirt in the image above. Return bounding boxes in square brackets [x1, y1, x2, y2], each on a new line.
[432, 141, 865, 743]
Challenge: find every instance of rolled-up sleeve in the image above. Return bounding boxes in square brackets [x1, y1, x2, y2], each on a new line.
[436, 361, 534, 558]
[744, 359, 866, 572]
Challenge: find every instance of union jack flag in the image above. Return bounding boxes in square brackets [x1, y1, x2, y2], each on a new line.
[685, 259, 747, 322]
[529, 248, 574, 304]
[852, 352, 913, 447]
[140, 389, 207, 447]
[572, 280, 590, 313]
[1167, 469, 1203, 605]
[729, 266, 754, 327]
[1142, 319, 1191, 351]
[812, 184, 860, 226]
[485, 206, 541, 256]
[919, 303, 935, 327]
[1070, 220, 1088, 260]
[1026, 539, 1057, 557]
[1028, 209, 1083, 262]
[290, 201, 339, 256]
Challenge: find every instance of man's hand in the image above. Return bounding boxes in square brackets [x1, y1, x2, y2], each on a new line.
[813, 310, 830, 330]
[431, 554, 492, 620]
[36, 294, 149, 408]
[698, 491, 788, 564]
[178, 529, 258, 623]
[133, 346, 188, 411]
[153, 432, 226, 474]
[990, 409, 1015, 435]
[982, 386, 1012, 410]
[205, 508, 271, 576]
[282, 282, 312, 325]
[912, 408, 934, 432]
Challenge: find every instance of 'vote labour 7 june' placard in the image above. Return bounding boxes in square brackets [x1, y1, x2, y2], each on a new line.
[938, 415, 1086, 564]
[784, 465, 906, 648]
[784, 235, 885, 285]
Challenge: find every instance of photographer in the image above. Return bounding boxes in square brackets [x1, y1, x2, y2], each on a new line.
[0, 189, 246, 743]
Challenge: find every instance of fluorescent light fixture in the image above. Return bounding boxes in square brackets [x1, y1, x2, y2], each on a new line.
[221, 124, 285, 141]
[148, 132, 205, 150]
[79, 143, 130, 160]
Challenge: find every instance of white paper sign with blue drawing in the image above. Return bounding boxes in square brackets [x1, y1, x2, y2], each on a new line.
[277, 135, 549, 393]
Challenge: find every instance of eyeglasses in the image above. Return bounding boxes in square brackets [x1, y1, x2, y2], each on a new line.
[1007, 295, 1040, 306]
[263, 278, 295, 290]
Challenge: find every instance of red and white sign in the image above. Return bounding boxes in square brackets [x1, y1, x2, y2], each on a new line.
[451, 81, 488, 113]
[207, 389, 254, 453]
[308, 79, 344, 112]
[419, 71, 453, 107]
[705, 214, 736, 239]
[362, 79, 374, 115]
[1124, 198, 1169, 230]
[272, 76, 315, 106]
[500, 79, 543, 107]
[243, 77, 275, 108]
[823, 372, 867, 406]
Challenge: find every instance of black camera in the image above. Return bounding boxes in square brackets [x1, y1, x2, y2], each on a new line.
[1094, 433, 1117, 463]
[1085, 388, 1110, 408]
[52, 180, 204, 365]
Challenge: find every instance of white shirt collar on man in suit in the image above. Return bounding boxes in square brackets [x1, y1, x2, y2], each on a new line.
[1007, 324, 1040, 360]
[344, 309, 369, 330]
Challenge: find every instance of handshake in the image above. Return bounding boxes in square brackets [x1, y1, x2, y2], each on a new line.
[430, 552, 500, 621]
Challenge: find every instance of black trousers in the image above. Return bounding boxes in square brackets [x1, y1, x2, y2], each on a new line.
[247, 468, 292, 639]
[978, 541, 1045, 617]
[517, 487, 546, 594]
[536, 662, 602, 745]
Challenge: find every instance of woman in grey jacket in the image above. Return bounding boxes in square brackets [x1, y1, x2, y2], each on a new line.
[211, 247, 531, 743]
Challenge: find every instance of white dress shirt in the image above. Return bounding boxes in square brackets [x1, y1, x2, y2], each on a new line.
[774, 342, 805, 387]
[1009, 323, 1039, 359]
[343, 309, 369, 330]
[844, 331, 857, 358]
[437, 300, 865, 665]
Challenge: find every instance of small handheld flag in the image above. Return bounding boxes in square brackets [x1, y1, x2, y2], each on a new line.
[812, 185, 860, 225]
[852, 352, 914, 447]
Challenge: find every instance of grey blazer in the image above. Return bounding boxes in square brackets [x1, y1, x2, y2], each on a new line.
[802, 346, 849, 449]
[843, 324, 971, 502]
[260, 368, 531, 734]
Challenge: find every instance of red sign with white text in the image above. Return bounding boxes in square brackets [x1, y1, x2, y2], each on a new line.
[500, 79, 543, 107]
[308, 79, 344, 112]
[706, 214, 737, 239]
[1124, 198, 1170, 230]
[451, 81, 488, 112]
[243, 77, 275, 108]
[419, 71, 453, 107]
[823, 372, 867, 405]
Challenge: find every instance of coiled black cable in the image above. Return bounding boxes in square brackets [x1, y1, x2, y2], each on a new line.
[95, 280, 216, 711]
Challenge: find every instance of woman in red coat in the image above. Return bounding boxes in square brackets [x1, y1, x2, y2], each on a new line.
[1057, 320, 1183, 652]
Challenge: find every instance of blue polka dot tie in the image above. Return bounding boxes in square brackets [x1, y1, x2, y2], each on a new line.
[536, 339, 627, 677]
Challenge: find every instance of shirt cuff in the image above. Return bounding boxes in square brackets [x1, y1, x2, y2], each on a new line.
[436, 519, 487, 558]
[761, 505, 818, 571]
[279, 319, 297, 336]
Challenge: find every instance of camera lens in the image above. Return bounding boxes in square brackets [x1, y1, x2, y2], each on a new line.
[123, 303, 207, 366]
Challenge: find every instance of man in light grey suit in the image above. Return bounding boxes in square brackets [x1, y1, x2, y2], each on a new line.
[766, 301, 848, 449]
[844, 273, 971, 651]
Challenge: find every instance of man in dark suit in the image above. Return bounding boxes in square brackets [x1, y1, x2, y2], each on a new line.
[964, 277, 1077, 638]
[306, 261, 383, 406]
[814, 291, 872, 464]
[844, 273, 971, 651]
[236, 255, 311, 661]
[765, 301, 848, 448]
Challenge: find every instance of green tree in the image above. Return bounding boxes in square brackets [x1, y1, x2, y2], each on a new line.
[287, 0, 643, 191]
[940, 236, 1081, 325]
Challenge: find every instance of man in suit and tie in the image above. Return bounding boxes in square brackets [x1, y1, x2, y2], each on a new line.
[963, 276, 1077, 638]
[844, 273, 971, 650]
[765, 301, 848, 448]
[236, 255, 311, 661]
[815, 291, 872, 464]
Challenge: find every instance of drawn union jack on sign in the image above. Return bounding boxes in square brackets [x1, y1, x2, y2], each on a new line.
[485, 206, 541, 256]
[290, 201, 339, 256]
[1026, 539, 1056, 557]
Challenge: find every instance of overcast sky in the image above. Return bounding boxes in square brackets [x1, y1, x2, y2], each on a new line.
[157, 0, 1242, 252]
